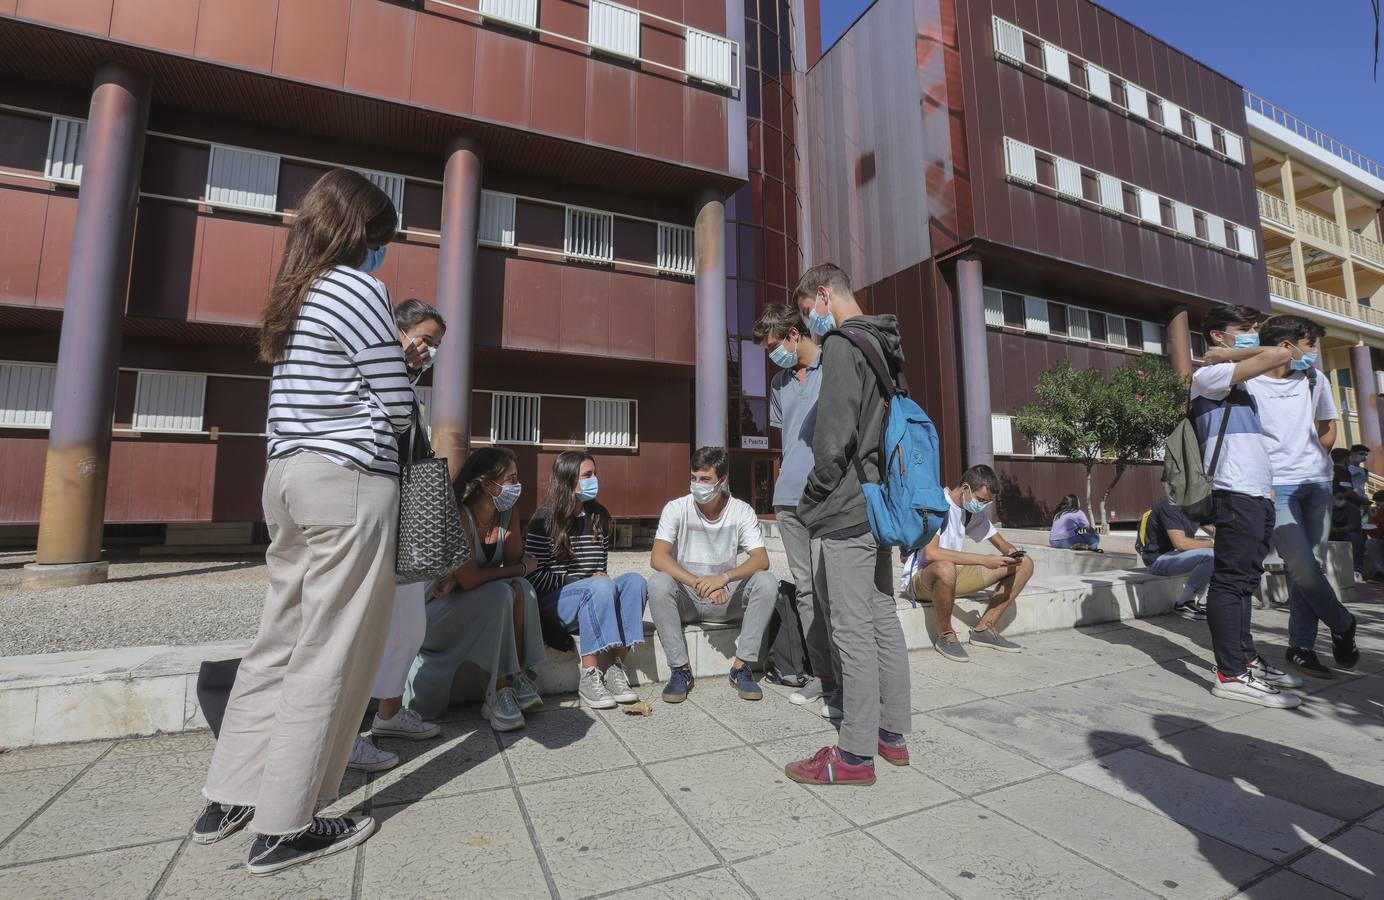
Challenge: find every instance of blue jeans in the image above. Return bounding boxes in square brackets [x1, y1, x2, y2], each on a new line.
[1148, 548, 1214, 607]
[1051, 534, 1100, 550]
[549, 573, 648, 656]
[1273, 482, 1354, 648]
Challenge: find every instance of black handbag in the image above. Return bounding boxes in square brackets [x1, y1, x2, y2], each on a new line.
[395, 402, 471, 583]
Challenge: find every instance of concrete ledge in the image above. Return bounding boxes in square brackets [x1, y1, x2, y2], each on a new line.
[20, 561, 109, 590]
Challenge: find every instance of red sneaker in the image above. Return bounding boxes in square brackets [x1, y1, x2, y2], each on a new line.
[877, 738, 909, 766]
[784, 745, 876, 786]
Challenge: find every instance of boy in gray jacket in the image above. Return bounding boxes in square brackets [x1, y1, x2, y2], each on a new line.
[783, 263, 912, 787]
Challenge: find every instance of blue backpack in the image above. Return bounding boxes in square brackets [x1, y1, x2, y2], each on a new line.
[830, 329, 948, 551]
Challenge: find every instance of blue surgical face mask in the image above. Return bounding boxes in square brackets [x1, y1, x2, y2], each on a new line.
[807, 302, 836, 337]
[419, 345, 438, 372]
[491, 481, 522, 512]
[962, 488, 991, 515]
[577, 476, 599, 502]
[1232, 333, 1259, 349]
[1290, 350, 1318, 372]
[357, 244, 387, 274]
[769, 340, 798, 369]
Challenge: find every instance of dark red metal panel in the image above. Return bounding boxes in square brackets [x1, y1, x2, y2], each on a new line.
[271, 0, 351, 88]
[344, 0, 415, 100]
[109, 0, 197, 54]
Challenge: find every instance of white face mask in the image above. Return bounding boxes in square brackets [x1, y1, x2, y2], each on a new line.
[491, 481, 521, 512]
[690, 480, 722, 505]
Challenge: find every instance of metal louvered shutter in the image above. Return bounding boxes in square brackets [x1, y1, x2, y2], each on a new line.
[1042, 43, 1070, 82]
[589, 0, 640, 59]
[1172, 201, 1195, 237]
[1107, 316, 1127, 347]
[1160, 100, 1183, 134]
[992, 17, 1024, 63]
[564, 207, 615, 263]
[585, 398, 633, 449]
[357, 169, 405, 223]
[206, 145, 280, 213]
[1097, 173, 1123, 211]
[479, 0, 537, 29]
[1024, 297, 1050, 335]
[1192, 117, 1215, 148]
[1125, 84, 1149, 119]
[1067, 307, 1090, 342]
[0, 363, 57, 428]
[991, 415, 1014, 455]
[1206, 214, 1227, 248]
[491, 392, 541, 445]
[657, 223, 694, 275]
[686, 29, 735, 87]
[1086, 64, 1112, 102]
[983, 288, 1004, 328]
[1055, 157, 1082, 199]
[1223, 132, 1245, 164]
[479, 191, 517, 248]
[1235, 224, 1257, 259]
[45, 116, 86, 185]
[1136, 188, 1161, 224]
[133, 372, 207, 432]
[1004, 138, 1037, 184]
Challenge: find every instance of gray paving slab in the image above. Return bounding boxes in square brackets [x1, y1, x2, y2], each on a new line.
[977, 774, 1272, 898]
[368, 720, 508, 808]
[993, 682, 1200, 747]
[605, 694, 746, 764]
[1063, 661, 1241, 724]
[647, 746, 848, 863]
[908, 673, 987, 712]
[163, 827, 360, 898]
[1064, 748, 1342, 862]
[1366, 807, 1384, 835]
[1233, 869, 1353, 899]
[1289, 825, 1384, 899]
[106, 730, 214, 759]
[609, 867, 751, 900]
[734, 829, 950, 900]
[754, 733, 956, 826]
[0, 750, 209, 865]
[928, 697, 1127, 769]
[0, 765, 87, 845]
[905, 715, 1046, 796]
[684, 678, 837, 745]
[869, 799, 1159, 899]
[0, 741, 109, 775]
[0, 839, 179, 900]
[361, 788, 550, 899]
[920, 647, 1083, 698]
[521, 768, 716, 898]
[496, 704, 636, 785]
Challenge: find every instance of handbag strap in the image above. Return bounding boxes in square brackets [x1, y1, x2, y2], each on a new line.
[1205, 392, 1233, 479]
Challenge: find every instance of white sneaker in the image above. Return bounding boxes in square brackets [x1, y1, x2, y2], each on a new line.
[371, 707, 441, 741]
[482, 686, 526, 732]
[819, 691, 844, 720]
[789, 677, 824, 706]
[346, 736, 399, 773]
[1247, 655, 1304, 689]
[511, 671, 543, 712]
[603, 661, 639, 704]
[1210, 671, 1301, 709]
[579, 665, 617, 709]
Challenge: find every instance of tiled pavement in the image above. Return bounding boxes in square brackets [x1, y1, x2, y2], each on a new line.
[1, 594, 1382, 900]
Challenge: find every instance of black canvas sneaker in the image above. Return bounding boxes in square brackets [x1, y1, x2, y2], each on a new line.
[246, 816, 376, 876]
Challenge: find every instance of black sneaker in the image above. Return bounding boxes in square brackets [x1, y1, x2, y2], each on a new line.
[246, 816, 376, 876]
[1332, 616, 1360, 670]
[1173, 602, 1208, 621]
[1286, 647, 1334, 680]
[192, 802, 254, 845]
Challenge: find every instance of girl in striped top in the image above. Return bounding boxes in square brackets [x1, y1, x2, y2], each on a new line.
[526, 451, 648, 710]
[198, 169, 408, 873]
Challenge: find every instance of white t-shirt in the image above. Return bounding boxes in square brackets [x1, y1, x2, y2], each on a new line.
[1190, 363, 1273, 499]
[1244, 371, 1338, 485]
[654, 494, 766, 577]
[920, 490, 997, 565]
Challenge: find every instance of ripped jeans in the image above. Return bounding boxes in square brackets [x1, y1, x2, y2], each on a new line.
[546, 573, 648, 656]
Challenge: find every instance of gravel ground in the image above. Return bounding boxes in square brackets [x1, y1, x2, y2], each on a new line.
[0, 550, 655, 657]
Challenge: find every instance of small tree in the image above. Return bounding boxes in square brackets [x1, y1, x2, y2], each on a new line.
[1013, 356, 1185, 529]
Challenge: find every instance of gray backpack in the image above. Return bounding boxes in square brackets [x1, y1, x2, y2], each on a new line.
[1161, 397, 1229, 525]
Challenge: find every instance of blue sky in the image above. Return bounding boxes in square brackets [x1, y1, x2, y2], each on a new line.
[818, 0, 1384, 165]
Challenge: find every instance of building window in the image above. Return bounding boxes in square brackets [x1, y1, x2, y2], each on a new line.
[991, 414, 1014, 455]
[0, 362, 57, 429]
[1089, 311, 1108, 344]
[1003, 138, 1038, 185]
[1124, 319, 1142, 351]
[1067, 307, 1090, 341]
[356, 168, 406, 224]
[992, 17, 1024, 63]
[490, 392, 542, 445]
[588, 0, 640, 59]
[983, 288, 1005, 327]
[1142, 321, 1165, 355]
[479, 191, 517, 248]
[133, 372, 207, 433]
[479, 0, 538, 30]
[686, 28, 736, 87]
[1048, 303, 1069, 336]
[206, 145, 280, 213]
[564, 207, 615, 263]
[1024, 296, 1050, 334]
[1001, 292, 1025, 328]
[44, 116, 86, 186]
[657, 223, 695, 275]
[586, 397, 635, 449]
[1190, 333, 1207, 361]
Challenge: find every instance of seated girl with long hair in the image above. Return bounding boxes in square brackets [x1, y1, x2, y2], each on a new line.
[1049, 494, 1100, 551]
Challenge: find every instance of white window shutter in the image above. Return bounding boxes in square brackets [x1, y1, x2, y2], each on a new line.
[1024, 296, 1050, 334]
[589, 0, 640, 60]
[1041, 43, 1070, 82]
[479, 191, 517, 248]
[479, 0, 537, 29]
[1086, 64, 1112, 102]
[586, 398, 633, 448]
[1004, 138, 1037, 184]
[1097, 173, 1123, 211]
[1172, 201, 1195, 236]
[1125, 84, 1149, 119]
[991, 414, 1014, 456]
[1160, 99, 1183, 134]
[1067, 307, 1090, 341]
[1222, 132, 1245, 164]
[992, 17, 1024, 63]
[1142, 321, 1164, 355]
[356, 169, 405, 223]
[1192, 117, 1214, 148]
[564, 207, 615, 263]
[1055, 157, 1082, 199]
[490, 392, 541, 445]
[1032, 436, 1060, 457]
[657, 223, 694, 275]
[45, 116, 86, 185]
[685, 28, 735, 87]
[1235, 224, 1257, 259]
[1205, 213, 1227, 247]
[1107, 315, 1127, 347]
[983, 288, 1004, 328]
[133, 372, 206, 432]
[1136, 188, 1161, 224]
[0, 362, 57, 428]
[206, 145, 280, 212]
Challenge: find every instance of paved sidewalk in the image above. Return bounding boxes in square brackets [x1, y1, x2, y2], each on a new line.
[1, 594, 1382, 899]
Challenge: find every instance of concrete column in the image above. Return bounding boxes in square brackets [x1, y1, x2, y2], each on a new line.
[26, 63, 150, 590]
[1279, 158, 1309, 297]
[694, 189, 727, 449]
[955, 254, 993, 469]
[1333, 184, 1361, 303]
[432, 135, 483, 481]
[1351, 340, 1384, 468]
[1166, 305, 1193, 378]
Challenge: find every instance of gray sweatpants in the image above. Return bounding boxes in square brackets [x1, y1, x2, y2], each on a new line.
[776, 506, 841, 685]
[813, 531, 911, 757]
[648, 569, 779, 669]
[202, 452, 399, 835]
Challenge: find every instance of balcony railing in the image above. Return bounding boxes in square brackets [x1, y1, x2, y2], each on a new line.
[1268, 274, 1300, 301]
[1270, 274, 1384, 329]
[1245, 91, 1384, 182]
[1296, 206, 1342, 247]
[1350, 231, 1384, 268]
[1256, 189, 1292, 228]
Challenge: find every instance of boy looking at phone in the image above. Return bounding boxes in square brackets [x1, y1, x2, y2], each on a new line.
[904, 465, 1035, 662]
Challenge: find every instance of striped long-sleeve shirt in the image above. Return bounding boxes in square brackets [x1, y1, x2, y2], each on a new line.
[265, 266, 413, 474]
[524, 508, 612, 598]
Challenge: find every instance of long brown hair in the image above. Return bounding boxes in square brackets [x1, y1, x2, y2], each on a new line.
[258, 169, 398, 363]
[539, 450, 609, 560]
[456, 447, 517, 507]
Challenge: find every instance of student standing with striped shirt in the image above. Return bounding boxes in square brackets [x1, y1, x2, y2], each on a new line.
[194, 169, 417, 876]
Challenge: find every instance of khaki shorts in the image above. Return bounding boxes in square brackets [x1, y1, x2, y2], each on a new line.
[912, 564, 990, 601]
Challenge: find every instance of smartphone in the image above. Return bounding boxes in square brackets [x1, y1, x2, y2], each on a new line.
[1009, 550, 1027, 560]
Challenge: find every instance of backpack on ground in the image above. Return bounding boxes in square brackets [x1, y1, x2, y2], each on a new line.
[830, 328, 948, 551]
[760, 580, 813, 687]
